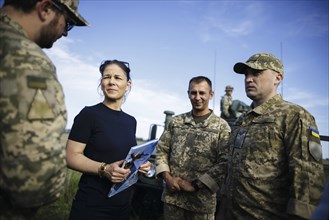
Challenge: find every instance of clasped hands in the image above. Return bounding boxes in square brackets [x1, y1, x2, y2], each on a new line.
[102, 160, 152, 183]
[164, 174, 197, 193]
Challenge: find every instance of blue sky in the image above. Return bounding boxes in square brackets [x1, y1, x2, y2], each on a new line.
[2, 0, 328, 157]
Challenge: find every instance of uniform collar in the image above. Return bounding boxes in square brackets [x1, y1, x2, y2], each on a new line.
[251, 94, 282, 115]
[185, 110, 214, 127]
[0, 10, 29, 39]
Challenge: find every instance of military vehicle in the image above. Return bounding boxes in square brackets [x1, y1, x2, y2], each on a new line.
[130, 110, 174, 219]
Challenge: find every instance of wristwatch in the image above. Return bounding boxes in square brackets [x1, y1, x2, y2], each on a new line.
[98, 162, 108, 178]
[191, 179, 200, 192]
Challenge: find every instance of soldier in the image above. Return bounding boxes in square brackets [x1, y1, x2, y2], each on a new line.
[155, 76, 231, 220]
[0, 0, 88, 219]
[220, 85, 234, 119]
[218, 53, 325, 220]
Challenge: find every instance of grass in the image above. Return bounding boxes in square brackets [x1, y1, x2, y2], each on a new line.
[35, 169, 81, 220]
[34, 168, 164, 220]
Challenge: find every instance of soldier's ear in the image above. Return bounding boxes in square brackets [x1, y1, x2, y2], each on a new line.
[276, 72, 283, 81]
[37, 0, 54, 22]
[274, 72, 283, 86]
[210, 90, 214, 98]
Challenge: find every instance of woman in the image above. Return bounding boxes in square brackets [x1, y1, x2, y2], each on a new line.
[66, 60, 150, 220]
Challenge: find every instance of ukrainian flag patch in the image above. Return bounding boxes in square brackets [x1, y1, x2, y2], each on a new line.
[309, 126, 320, 139]
[308, 126, 322, 161]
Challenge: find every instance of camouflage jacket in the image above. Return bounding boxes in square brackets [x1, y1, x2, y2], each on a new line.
[222, 94, 325, 220]
[155, 111, 231, 213]
[0, 11, 67, 208]
[220, 94, 233, 118]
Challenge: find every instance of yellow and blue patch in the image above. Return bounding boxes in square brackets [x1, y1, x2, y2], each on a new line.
[309, 126, 320, 139]
[308, 126, 322, 161]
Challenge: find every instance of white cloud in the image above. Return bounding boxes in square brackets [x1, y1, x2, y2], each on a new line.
[285, 12, 329, 38]
[124, 80, 191, 139]
[197, 1, 265, 42]
[284, 87, 329, 109]
[45, 40, 191, 140]
[205, 16, 253, 36]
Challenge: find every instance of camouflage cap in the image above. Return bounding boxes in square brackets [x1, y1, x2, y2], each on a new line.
[225, 85, 233, 91]
[233, 53, 283, 75]
[57, 0, 89, 26]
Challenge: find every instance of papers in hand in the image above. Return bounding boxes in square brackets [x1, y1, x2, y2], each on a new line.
[108, 139, 158, 198]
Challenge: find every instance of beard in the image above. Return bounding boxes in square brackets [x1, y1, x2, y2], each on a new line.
[37, 15, 61, 49]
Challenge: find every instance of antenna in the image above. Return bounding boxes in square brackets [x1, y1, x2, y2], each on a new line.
[280, 41, 284, 98]
[213, 49, 217, 111]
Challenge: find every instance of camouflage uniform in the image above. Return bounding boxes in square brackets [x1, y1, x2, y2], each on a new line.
[0, 10, 67, 219]
[220, 94, 233, 119]
[155, 111, 231, 216]
[222, 94, 325, 220]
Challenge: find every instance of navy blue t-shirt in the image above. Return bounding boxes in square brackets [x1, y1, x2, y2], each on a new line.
[69, 103, 137, 207]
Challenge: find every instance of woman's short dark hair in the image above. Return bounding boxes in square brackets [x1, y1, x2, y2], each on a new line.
[99, 60, 131, 81]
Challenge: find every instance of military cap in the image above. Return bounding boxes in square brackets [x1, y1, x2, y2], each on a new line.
[225, 85, 234, 91]
[233, 53, 283, 75]
[57, 0, 89, 26]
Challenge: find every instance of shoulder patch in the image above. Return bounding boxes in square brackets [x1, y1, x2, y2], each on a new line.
[309, 126, 320, 139]
[27, 89, 55, 120]
[308, 126, 322, 161]
[27, 75, 47, 90]
[309, 141, 322, 162]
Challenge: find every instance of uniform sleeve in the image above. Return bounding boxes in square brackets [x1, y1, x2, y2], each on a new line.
[155, 121, 173, 177]
[199, 120, 231, 193]
[285, 110, 325, 219]
[310, 178, 329, 220]
[0, 34, 67, 207]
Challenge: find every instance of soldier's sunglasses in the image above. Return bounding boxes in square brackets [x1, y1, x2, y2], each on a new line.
[51, 1, 75, 32]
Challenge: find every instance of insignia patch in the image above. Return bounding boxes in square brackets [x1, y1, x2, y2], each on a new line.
[309, 141, 322, 162]
[309, 126, 320, 139]
[27, 75, 47, 90]
[234, 128, 247, 149]
[308, 126, 322, 161]
[27, 89, 55, 120]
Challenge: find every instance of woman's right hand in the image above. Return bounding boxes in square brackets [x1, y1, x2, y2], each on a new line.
[103, 160, 131, 183]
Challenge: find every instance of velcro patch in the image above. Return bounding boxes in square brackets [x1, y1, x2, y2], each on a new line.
[309, 141, 322, 162]
[27, 75, 47, 90]
[27, 89, 55, 120]
[308, 126, 322, 161]
[309, 126, 320, 139]
[234, 128, 247, 149]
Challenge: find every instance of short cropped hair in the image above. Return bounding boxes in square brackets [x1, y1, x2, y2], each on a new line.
[188, 76, 212, 90]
